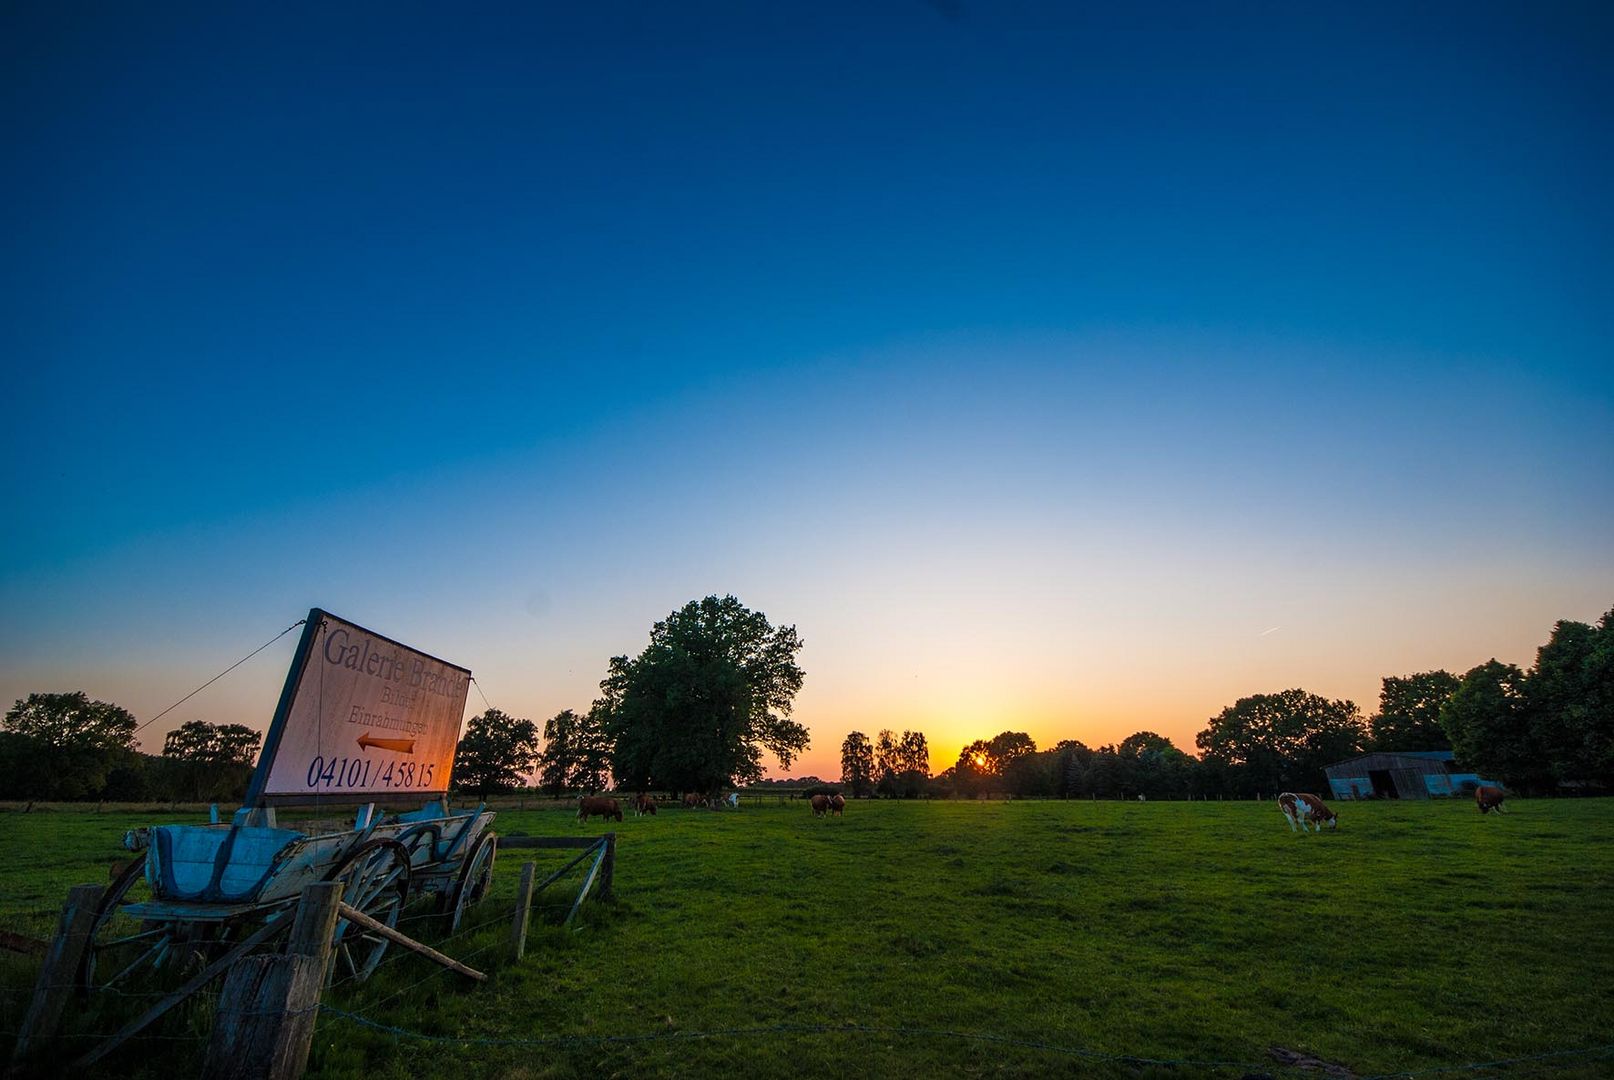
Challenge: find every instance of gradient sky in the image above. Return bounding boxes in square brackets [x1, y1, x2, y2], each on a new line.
[3, 2, 1611, 780]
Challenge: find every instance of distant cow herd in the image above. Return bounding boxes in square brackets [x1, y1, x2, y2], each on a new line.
[573, 786, 1505, 830]
[809, 793, 846, 817]
[574, 790, 845, 822]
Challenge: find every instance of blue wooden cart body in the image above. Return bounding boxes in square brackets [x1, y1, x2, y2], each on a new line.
[122, 801, 493, 921]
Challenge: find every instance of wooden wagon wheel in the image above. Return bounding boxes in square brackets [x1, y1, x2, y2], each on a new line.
[325, 838, 410, 983]
[77, 854, 169, 993]
[441, 831, 497, 932]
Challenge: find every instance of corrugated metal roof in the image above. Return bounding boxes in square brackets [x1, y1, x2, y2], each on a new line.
[1327, 749, 1456, 768]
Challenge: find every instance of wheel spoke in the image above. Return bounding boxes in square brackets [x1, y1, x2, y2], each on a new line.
[101, 938, 167, 989]
[98, 926, 171, 949]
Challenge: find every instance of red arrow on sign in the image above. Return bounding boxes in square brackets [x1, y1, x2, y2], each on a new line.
[358, 733, 416, 754]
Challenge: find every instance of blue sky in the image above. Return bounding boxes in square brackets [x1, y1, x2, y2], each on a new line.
[2, 2, 1610, 775]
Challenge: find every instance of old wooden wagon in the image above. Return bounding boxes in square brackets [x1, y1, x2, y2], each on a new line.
[80, 609, 497, 991]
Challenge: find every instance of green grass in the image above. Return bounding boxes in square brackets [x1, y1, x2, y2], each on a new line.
[3, 798, 1612, 1078]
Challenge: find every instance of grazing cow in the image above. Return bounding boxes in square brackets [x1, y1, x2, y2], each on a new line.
[1278, 792, 1338, 833]
[810, 794, 830, 817]
[830, 794, 845, 817]
[578, 795, 622, 823]
[633, 793, 657, 816]
[1475, 785, 1507, 814]
[683, 793, 703, 809]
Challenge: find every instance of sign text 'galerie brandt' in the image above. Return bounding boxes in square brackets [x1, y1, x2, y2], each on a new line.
[257, 613, 472, 799]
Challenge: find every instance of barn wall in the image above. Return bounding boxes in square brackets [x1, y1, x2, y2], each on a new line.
[1329, 776, 1373, 799]
[1327, 753, 1460, 799]
[1390, 769, 1430, 799]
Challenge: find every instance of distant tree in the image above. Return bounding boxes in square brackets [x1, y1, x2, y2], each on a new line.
[536, 707, 612, 794]
[952, 740, 992, 797]
[1083, 747, 1125, 799]
[896, 730, 930, 776]
[1441, 660, 1544, 792]
[1196, 689, 1366, 796]
[1053, 739, 1092, 798]
[162, 720, 263, 801]
[162, 720, 261, 765]
[4, 691, 138, 751]
[455, 708, 540, 796]
[894, 730, 930, 797]
[873, 729, 899, 795]
[840, 731, 875, 797]
[601, 595, 808, 796]
[1003, 749, 1058, 797]
[1115, 731, 1197, 798]
[1370, 671, 1460, 751]
[984, 731, 1036, 776]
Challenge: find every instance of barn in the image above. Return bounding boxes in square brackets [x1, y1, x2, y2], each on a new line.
[1325, 750, 1499, 800]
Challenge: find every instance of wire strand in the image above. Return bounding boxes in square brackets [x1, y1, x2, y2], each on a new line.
[469, 676, 495, 714]
[135, 620, 306, 735]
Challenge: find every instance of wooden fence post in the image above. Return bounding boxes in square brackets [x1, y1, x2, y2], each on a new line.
[11, 883, 101, 1063]
[199, 881, 342, 1080]
[600, 833, 616, 901]
[288, 881, 343, 980]
[200, 954, 324, 1080]
[510, 862, 536, 961]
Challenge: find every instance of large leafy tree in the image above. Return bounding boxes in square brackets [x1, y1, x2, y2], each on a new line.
[1441, 659, 1545, 791]
[840, 731, 875, 797]
[538, 707, 612, 795]
[162, 720, 262, 801]
[601, 595, 808, 795]
[4, 691, 138, 751]
[1370, 671, 1460, 751]
[1524, 612, 1614, 786]
[1, 691, 141, 800]
[453, 708, 540, 796]
[1195, 689, 1366, 796]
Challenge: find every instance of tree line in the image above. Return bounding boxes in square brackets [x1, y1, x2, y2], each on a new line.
[4, 601, 1608, 802]
[0, 691, 262, 803]
[824, 606, 1610, 799]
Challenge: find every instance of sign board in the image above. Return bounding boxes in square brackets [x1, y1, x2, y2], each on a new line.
[247, 609, 472, 804]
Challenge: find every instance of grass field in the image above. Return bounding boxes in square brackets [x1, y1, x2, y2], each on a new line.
[3, 797, 1612, 1078]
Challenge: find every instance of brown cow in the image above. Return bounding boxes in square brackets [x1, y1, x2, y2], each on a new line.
[1475, 785, 1507, 814]
[634, 794, 657, 816]
[830, 794, 846, 817]
[683, 793, 704, 809]
[578, 795, 622, 823]
[1278, 792, 1337, 833]
[810, 794, 830, 817]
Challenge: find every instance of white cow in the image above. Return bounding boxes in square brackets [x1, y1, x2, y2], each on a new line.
[1278, 792, 1337, 832]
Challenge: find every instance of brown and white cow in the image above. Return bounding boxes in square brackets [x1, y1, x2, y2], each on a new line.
[578, 795, 622, 823]
[830, 794, 846, 817]
[1278, 792, 1337, 832]
[1475, 785, 1507, 814]
[810, 794, 830, 817]
[634, 793, 657, 816]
